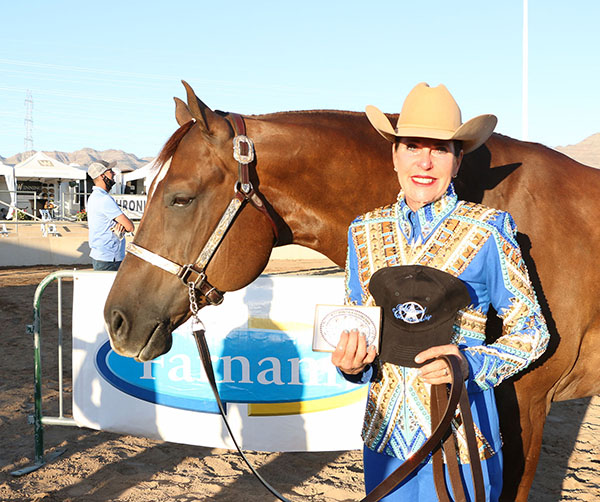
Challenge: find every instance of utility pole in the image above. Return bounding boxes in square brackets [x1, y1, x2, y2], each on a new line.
[522, 0, 528, 141]
[24, 90, 34, 159]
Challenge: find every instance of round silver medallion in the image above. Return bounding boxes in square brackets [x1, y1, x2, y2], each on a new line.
[319, 308, 378, 349]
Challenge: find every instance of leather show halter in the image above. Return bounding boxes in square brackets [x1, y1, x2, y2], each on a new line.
[126, 114, 484, 502]
[126, 112, 279, 307]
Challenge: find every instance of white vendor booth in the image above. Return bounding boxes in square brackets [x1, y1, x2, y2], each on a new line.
[12, 152, 87, 219]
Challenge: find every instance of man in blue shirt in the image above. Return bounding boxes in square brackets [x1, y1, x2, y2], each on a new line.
[87, 160, 134, 271]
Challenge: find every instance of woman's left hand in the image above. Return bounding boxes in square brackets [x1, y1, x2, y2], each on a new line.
[414, 344, 469, 384]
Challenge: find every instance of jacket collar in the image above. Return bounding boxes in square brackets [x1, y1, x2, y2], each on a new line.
[395, 183, 458, 242]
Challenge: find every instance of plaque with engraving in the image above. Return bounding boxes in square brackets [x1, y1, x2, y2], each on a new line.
[313, 305, 381, 353]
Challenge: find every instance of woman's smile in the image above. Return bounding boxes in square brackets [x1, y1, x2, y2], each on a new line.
[410, 175, 436, 185]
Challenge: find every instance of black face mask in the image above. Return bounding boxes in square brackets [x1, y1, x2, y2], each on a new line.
[102, 173, 116, 191]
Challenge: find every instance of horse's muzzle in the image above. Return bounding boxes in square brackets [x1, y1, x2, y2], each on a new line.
[106, 308, 173, 361]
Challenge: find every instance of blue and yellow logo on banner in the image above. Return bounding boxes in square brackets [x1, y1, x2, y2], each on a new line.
[96, 318, 367, 416]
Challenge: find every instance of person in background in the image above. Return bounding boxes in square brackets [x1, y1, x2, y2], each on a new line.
[332, 83, 550, 501]
[87, 160, 134, 271]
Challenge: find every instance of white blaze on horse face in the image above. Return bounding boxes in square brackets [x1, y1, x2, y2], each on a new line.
[148, 157, 172, 199]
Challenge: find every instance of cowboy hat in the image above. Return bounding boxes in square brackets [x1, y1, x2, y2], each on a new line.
[365, 82, 497, 154]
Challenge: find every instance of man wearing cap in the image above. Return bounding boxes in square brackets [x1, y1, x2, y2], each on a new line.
[87, 160, 134, 271]
[331, 83, 549, 501]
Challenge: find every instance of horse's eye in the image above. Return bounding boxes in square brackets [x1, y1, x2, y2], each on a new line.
[172, 196, 194, 207]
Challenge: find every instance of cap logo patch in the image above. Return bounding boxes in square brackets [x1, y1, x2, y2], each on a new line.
[392, 301, 432, 324]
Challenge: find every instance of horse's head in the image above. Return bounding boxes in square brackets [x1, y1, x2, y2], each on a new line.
[104, 81, 277, 361]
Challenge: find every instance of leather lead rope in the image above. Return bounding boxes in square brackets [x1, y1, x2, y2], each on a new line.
[192, 322, 484, 502]
[360, 354, 485, 502]
[192, 327, 292, 502]
[431, 381, 485, 501]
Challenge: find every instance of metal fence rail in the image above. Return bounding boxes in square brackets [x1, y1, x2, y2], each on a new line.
[11, 270, 79, 477]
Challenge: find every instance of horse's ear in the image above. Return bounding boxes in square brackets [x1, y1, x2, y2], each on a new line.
[174, 97, 193, 126]
[181, 80, 223, 135]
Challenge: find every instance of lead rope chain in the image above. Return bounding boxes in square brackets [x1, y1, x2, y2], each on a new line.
[188, 283, 292, 502]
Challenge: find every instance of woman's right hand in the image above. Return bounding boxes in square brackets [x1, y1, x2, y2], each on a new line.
[331, 328, 377, 375]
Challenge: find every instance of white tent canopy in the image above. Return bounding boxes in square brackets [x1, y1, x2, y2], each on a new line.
[10, 152, 89, 219]
[123, 158, 159, 193]
[0, 161, 16, 219]
[0, 161, 15, 184]
[14, 151, 87, 180]
[0, 161, 13, 176]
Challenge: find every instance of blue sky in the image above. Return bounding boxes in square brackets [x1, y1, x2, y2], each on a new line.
[1, 1, 598, 159]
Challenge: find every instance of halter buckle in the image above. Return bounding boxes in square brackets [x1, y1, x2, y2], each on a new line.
[204, 286, 224, 306]
[235, 180, 254, 195]
[233, 135, 255, 164]
[178, 264, 206, 288]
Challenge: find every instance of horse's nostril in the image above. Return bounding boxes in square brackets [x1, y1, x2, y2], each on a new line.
[110, 309, 128, 339]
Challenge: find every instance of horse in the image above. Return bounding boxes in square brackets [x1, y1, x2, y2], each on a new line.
[104, 81, 600, 501]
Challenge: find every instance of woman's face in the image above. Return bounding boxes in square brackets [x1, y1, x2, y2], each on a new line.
[392, 137, 463, 211]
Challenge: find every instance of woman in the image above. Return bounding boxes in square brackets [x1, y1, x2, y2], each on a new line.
[332, 83, 550, 501]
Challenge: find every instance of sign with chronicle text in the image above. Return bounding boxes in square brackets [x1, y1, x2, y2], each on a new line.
[113, 194, 146, 220]
[72, 271, 367, 451]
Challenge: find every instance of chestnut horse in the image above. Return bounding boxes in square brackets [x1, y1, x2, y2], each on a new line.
[105, 82, 600, 501]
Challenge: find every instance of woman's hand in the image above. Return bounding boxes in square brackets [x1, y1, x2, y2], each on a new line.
[331, 328, 377, 375]
[414, 344, 469, 384]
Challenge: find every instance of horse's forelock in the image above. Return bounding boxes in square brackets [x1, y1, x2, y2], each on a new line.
[156, 119, 195, 169]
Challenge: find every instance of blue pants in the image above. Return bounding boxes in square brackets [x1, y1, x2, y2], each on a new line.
[363, 445, 503, 501]
[92, 258, 122, 271]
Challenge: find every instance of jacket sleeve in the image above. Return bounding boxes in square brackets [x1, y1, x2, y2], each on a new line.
[463, 212, 550, 392]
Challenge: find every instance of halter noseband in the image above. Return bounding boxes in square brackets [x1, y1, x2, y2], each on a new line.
[126, 113, 278, 306]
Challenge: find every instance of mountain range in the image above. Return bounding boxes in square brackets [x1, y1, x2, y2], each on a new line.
[0, 148, 153, 172]
[555, 133, 600, 169]
[1, 133, 599, 171]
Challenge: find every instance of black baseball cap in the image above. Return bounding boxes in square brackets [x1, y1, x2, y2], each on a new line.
[368, 265, 471, 368]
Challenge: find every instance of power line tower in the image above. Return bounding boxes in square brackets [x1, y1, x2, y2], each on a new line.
[24, 90, 34, 159]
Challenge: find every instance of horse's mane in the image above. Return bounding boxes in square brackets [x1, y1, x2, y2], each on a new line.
[156, 120, 195, 168]
[250, 109, 364, 119]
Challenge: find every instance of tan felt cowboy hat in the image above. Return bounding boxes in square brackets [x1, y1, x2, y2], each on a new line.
[365, 82, 497, 154]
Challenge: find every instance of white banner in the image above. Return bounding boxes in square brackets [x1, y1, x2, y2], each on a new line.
[72, 271, 367, 451]
[113, 194, 146, 220]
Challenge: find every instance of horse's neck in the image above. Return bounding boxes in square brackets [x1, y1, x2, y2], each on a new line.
[247, 112, 396, 266]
